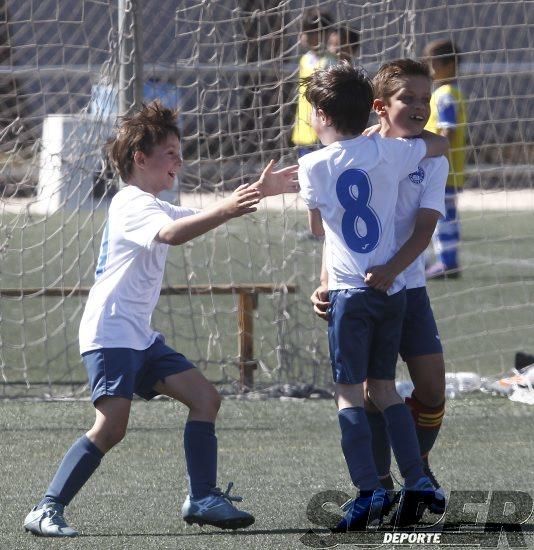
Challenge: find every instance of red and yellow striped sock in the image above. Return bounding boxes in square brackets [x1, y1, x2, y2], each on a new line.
[405, 392, 445, 457]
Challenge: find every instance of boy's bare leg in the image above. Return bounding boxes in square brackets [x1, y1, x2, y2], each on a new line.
[87, 396, 132, 453]
[153, 369, 221, 422]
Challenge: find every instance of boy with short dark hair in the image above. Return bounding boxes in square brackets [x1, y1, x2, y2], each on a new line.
[23, 101, 298, 537]
[299, 63, 447, 531]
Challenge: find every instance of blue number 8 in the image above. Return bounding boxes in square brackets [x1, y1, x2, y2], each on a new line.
[336, 169, 381, 253]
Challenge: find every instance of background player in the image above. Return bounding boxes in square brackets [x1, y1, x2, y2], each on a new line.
[326, 26, 360, 63]
[24, 101, 298, 538]
[423, 39, 467, 279]
[291, 8, 336, 157]
[299, 63, 448, 530]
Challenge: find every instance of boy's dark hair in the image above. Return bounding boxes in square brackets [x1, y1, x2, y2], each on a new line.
[423, 39, 461, 65]
[107, 100, 180, 181]
[302, 8, 333, 33]
[373, 58, 431, 102]
[303, 62, 373, 136]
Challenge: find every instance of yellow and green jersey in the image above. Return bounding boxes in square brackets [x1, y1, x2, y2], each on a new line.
[291, 51, 336, 147]
[425, 83, 467, 189]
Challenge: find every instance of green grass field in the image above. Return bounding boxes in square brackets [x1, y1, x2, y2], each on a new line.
[2, 396, 533, 549]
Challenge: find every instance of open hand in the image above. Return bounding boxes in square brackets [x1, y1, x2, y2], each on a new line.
[254, 160, 299, 198]
[221, 185, 261, 218]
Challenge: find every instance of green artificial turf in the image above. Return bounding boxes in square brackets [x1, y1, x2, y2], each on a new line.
[1, 396, 533, 549]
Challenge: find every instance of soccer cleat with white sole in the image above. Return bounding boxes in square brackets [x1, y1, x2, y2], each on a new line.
[24, 503, 78, 537]
[182, 482, 255, 530]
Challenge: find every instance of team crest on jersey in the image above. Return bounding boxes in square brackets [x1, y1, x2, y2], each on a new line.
[408, 166, 425, 184]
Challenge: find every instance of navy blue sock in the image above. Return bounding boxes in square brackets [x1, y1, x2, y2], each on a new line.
[441, 247, 459, 270]
[40, 435, 104, 507]
[184, 421, 217, 499]
[366, 410, 392, 479]
[383, 404, 424, 487]
[338, 407, 380, 491]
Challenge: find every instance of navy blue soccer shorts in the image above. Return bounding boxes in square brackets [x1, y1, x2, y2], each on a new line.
[399, 286, 443, 361]
[328, 287, 406, 384]
[82, 337, 196, 404]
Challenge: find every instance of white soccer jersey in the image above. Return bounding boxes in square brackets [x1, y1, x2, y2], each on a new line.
[299, 134, 427, 295]
[79, 185, 199, 354]
[396, 156, 448, 289]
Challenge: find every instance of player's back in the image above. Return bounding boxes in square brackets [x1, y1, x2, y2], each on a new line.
[299, 133, 427, 294]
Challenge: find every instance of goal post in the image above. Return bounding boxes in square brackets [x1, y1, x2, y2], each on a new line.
[0, 0, 533, 398]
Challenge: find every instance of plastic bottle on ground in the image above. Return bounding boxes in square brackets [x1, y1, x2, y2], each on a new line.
[445, 371, 481, 398]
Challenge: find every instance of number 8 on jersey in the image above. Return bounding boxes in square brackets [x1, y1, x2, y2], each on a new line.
[336, 169, 381, 253]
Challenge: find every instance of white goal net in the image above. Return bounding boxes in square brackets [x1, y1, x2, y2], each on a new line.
[0, 0, 533, 398]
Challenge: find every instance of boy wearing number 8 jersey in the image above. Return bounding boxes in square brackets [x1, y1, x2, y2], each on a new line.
[298, 63, 448, 531]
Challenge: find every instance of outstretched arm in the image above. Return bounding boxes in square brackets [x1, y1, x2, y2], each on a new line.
[249, 160, 299, 198]
[156, 185, 260, 246]
[365, 208, 441, 292]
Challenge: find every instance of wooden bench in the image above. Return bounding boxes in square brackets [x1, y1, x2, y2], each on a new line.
[0, 283, 298, 388]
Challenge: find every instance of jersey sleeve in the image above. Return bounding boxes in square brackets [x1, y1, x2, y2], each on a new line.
[436, 92, 459, 129]
[122, 193, 175, 249]
[383, 136, 427, 180]
[298, 160, 319, 209]
[163, 203, 201, 221]
[419, 157, 449, 217]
